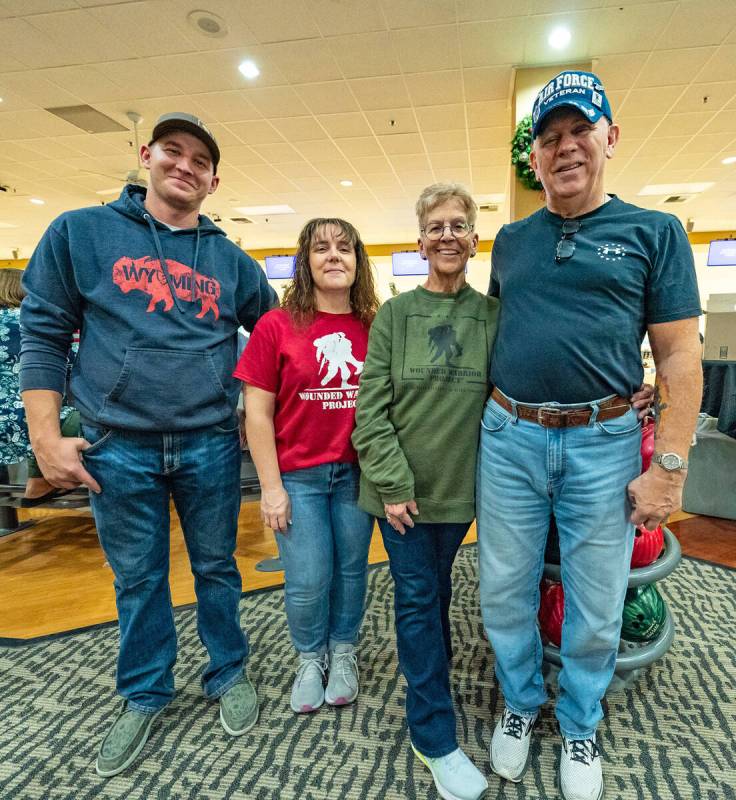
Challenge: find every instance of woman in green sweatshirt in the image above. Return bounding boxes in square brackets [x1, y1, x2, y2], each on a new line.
[352, 183, 499, 800]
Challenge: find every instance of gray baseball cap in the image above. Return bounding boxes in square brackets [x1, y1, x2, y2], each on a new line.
[150, 112, 220, 171]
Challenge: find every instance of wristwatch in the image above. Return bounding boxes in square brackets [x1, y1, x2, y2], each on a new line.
[652, 452, 688, 472]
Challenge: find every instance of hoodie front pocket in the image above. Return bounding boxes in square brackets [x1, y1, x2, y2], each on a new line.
[99, 348, 230, 429]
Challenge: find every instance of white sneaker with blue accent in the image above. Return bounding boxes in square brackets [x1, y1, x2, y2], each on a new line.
[490, 707, 538, 782]
[411, 745, 488, 800]
[559, 733, 604, 800]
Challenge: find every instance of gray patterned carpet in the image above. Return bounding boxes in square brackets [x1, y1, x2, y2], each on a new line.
[1, 547, 735, 800]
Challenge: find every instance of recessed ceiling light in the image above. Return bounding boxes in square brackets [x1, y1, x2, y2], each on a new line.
[29, 198, 45, 205]
[548, 26, 571, 49]
[638, 182, 713, 196]
[238, 60, 260, 80]
[340, 180, 353, 187]
[233, 204, 294, 215]
[722, 155, 736, 165]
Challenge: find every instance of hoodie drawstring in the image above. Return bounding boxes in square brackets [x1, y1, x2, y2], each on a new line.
[143, 213, 202, 314]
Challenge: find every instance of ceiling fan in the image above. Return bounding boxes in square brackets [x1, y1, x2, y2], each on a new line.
[85, 111, 147, 196]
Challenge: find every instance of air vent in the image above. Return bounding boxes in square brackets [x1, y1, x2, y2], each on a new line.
[479, 203, 499, 212]
[187, 10, 228, 38]
[45, 105, 128, 133]
[230, 217, 255, 224]
[662, 194, 695, 204]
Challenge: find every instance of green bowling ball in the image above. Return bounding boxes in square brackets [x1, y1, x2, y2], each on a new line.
[621, 584, 666, 642]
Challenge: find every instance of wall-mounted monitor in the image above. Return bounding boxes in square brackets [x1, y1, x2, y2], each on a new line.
[392, 250, 427, 276]
[707, 239, 736, 266]
[265, 255, 296, 279]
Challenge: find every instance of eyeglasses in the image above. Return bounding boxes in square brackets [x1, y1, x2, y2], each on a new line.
[421, 221, 474, 240]
[555, 219, 580, 263]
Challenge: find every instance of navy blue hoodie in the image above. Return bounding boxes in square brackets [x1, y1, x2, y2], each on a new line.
[20, 184, 277, 431]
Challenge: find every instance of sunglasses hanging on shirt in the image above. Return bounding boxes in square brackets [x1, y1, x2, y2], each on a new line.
[555, 219, 581, 263]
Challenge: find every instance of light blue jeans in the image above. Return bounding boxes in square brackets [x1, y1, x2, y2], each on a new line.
[82, 419, 247, 713]
[279, 462, 374, 655]
[477, 393, 641, 739]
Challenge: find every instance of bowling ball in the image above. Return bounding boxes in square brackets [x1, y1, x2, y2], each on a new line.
[538, 580, 564, 647]
[640, 418, 655, 473]
[630, 524, 664, 568]
[621, 584, 666, 642]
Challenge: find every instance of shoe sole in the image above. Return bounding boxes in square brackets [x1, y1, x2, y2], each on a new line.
[220, 703, 259, 737]
[411, 745, 488, 800]
[489, 744, 533, 783]
[324, 686, 359, 706]
[290, 697, 324, 714]
[95, 709, 163, 778]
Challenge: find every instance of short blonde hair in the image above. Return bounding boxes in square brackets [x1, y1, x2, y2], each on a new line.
[415, 183, 478, 229]
[0, 268, 25, 308]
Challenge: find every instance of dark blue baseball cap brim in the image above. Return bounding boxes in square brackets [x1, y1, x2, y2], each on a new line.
[533, 99, 608, 137]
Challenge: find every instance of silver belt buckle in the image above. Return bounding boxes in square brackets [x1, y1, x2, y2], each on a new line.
[537, 405, 566, 426]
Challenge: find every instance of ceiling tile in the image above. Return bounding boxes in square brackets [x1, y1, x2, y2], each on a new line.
[92, 59, 183, 101]
[295, 81, 360, 114]
[635, 136, 691, 159]
[470, 148, 508, 168]
[389, 153, 431, 171]
[294, 139, 345, 161]
[405, 70, 462, 106]
[429, 150, 469, 169]
[466, 99, 508, 128]
[329, 32, 400, 79]
[696, 44, 736, 83]
[671, 81, 736, 113]
[189, 91, 261, 123]
[589, 4, 677, 56]
[423, 129, 467, 152]
[378, 132, 424, 155]
[659, 0, 735, 49]
[469, 126, 509, 149]
[222, 145, 267, 166]
[615, 115, 662, 138]
[456, 0, 531, 22]
[636, 47, 718, 88]
[391, 26, 461, 73]
[336, 136, 384, 158]
[348, 155, 394, 173]
[458, 19, 526, 67]
[657, 111, 716, 137]
[307, 0, 386, 36]
[246, 86, 311, 118]
[380, 0, 455, 29]
[350, 76, 410, 110]
[365, 108, 418, 135]
[241, 0, 320, 43]
[26, 9, 122, 64]
[261, 40, 342, 84]
[415, 104, 465, 132]
[251, 141, 304, 163]
[270, 116, 326, 141]
[226, 120, 285, 145]
[701, 109, 736, 135]
[678, 132, 734, 155]
[595, 53, 650, 92]
[618, 85, 687, 116]
[319, 112, 373, 138]
[463, 66, 512, 102]
[0, 18, 73, 69]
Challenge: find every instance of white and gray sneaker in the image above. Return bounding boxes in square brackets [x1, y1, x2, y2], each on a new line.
[559, 733, 603, 800]
[325, 644, 359, 706]
[290, 653, 327, 714]
[412, 745, 488, 800]
[490, 707, 538, 782]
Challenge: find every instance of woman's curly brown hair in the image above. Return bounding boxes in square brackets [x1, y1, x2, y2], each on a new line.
[281, 218, 380, 328]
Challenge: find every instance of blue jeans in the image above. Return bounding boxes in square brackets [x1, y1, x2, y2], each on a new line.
[82, 420, 247, 713]
[279, 462, 373, 655]
[477, 394, 641, 739]
[379, 519, 470, 758]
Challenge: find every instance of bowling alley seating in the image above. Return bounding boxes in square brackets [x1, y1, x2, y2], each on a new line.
[682, 413, 736, 521]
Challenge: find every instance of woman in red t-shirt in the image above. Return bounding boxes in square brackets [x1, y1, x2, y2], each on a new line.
[234, 218, 380, 714]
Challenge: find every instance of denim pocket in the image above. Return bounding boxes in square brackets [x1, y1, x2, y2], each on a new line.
[81, 424, 115, 455]
[480, 399, 511, 433]
[213, 415, 240, 434]
[595, 408, 641, 436]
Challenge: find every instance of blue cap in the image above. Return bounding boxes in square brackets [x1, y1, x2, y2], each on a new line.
[531, 71, 612, 138]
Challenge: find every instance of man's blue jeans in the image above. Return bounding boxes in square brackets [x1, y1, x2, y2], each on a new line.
[379, 519, 470, 758]
[279, 462, 373, 655]
[477, 394, 641, 739]
[82, 420, 247, 713]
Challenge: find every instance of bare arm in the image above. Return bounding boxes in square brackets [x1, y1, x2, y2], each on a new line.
[21, 389, 101, 493]
[627, 317, 702, 529]
[244, 385, 291, 533]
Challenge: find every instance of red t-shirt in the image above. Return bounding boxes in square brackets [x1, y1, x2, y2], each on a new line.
[234, 308, 369, 473]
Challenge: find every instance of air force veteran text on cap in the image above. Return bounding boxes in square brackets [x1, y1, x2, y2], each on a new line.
[532, 71, 613, 138]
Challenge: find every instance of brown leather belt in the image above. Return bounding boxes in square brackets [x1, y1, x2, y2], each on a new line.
[490, 387, 631, 429]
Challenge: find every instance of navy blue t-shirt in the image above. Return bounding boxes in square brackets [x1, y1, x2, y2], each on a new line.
[489, 196, 701, 403]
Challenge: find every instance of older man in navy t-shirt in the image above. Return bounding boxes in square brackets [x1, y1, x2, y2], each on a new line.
[477, 71, 702, 800]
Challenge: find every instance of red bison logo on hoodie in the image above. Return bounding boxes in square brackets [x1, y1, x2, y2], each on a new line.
[112, 256, 220, 320]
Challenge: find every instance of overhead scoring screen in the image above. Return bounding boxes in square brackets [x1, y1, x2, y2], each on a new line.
[392, 251, 427, 276]
[265, 255, 296, 279]
[707, 240, 736, 267]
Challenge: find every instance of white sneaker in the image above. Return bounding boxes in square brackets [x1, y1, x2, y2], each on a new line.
[559, 733, 604, 800]
[325, 644, 359, 706]
[489, 707, 537, 782]
[411, 745, 488, 800]
[289, 653, 327, 714]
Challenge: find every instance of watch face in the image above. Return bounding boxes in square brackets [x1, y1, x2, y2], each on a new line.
[661, 453, 680, 470]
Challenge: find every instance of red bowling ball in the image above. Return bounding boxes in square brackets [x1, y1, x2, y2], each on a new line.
[630, 524, 665, 568]
[640, 418, 655, 473]
[538, 580, 564, 647]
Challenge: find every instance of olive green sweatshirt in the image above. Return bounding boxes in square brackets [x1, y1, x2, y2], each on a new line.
[352, 284, 499, 523]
